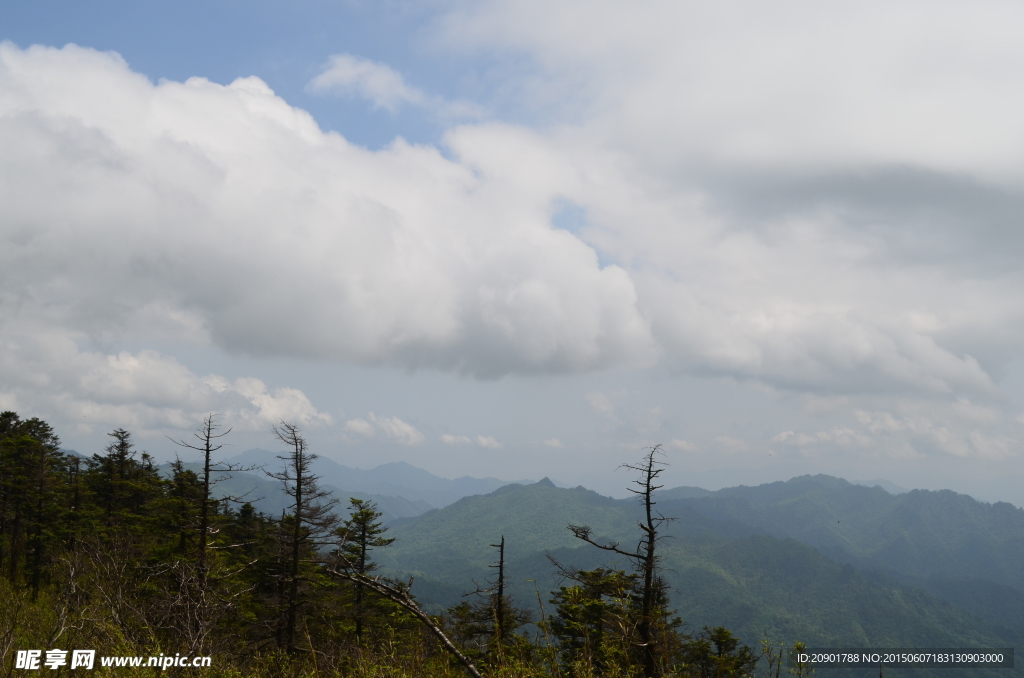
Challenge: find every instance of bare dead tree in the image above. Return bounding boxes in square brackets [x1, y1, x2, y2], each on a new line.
[169, 414, 258, 587]
[490, 535, 506, 646]
[266, 422, 338, 654]
[167, 415, 266, 655]
[568, 445, 670, 678]
[455, 535, 531, 660]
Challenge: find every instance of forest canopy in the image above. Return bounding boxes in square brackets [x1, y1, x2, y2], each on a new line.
[0, 411, 811, 677]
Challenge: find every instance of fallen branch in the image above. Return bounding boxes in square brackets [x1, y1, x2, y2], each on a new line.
[327, 567, 483, 678]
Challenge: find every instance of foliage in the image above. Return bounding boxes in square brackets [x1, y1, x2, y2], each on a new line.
[14, 411, 1007, 678]
[676, 626, 757, 678]
[548, 567, 641, 674]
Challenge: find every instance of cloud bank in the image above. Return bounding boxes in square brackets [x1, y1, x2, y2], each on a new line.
[0, 43, 651, 386]
[0, 328, 330, 434]
[4, 2, 1024, 461]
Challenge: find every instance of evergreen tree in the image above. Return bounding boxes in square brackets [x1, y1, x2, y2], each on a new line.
[0, 412, 67, 596]
[85, 428, 162, 529]
[549, 566, 640, 674]
[678, 626, 757, 678]
[162, 460, 204, 556]
[336, 498, 394, 642]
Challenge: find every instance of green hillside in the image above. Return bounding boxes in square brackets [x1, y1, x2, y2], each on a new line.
[379, 479, 1022, 677]
[379, 479, 633, 567]
[661, 475, 1024, 627]
[667, 475, 1024, 585]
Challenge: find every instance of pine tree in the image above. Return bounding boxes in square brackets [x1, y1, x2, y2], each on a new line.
[85, 428, 162, 529]
[549, 566, 639, 674]
[678, 626, 757, 678]
[0, 412, 67, 595]
[336, 498, 394, 642]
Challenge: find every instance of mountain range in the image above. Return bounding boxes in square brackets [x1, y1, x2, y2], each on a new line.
[161, 449, 1024, 675]
[374, 475, 1024, 677]
[162, 448, 533, 523]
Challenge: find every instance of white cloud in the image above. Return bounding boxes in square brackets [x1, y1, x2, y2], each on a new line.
[307, 53, 486, 120]
[371, 413, 425, 446]
[543, 437, 564, 448]
[476, 435, 502, 448]
[441, 433, 502, 448]
[6, 23, 1024, 468]
[778, 405, 1019, 460]
[586, 392, 616, 419]
[307, 53, 427, 113]
[346, 413, 424, 445]
[668, 439, 697, 452]
[345, 418, 376, 437]
[421, 1, 1024, 400]
[0, 329, 329, 434]
[0, 41, 1007, 408]
[0, 43, 652, 384]
[439, 0, 1024, 176]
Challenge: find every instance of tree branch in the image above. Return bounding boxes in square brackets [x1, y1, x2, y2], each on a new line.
[568, 524, 640, 559]
[327, 566, 483, 678]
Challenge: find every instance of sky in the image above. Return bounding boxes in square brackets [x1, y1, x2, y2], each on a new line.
[3, 0, 1024, 502]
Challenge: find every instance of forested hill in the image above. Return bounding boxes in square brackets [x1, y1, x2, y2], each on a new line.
[655, 475, 1024, 614]
[379, 478, 1024, 673]
[4, 410, 1021, 677]
[657, 474, 1024, 587]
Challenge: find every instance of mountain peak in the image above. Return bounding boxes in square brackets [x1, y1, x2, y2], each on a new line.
[536, 477, 556, 487]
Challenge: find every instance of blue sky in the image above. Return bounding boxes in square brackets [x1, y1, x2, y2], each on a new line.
[1, 1, 457, 146]
[4, 0, 1024, 501]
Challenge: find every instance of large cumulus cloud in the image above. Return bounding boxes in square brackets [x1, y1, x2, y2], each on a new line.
[0, 42, 653, 383]
[431, 0, 1024, 395]
[4, 2, 1024, 461]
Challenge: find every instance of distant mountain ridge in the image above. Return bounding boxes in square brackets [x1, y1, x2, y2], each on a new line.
[656, 474, 1024, 591]
[377, 478, 1024, 674]
[223, 448, 533, 510]
[139, 455, 1024, 674]
[851, 478, 910, 494]
[158, 461, 433, 523]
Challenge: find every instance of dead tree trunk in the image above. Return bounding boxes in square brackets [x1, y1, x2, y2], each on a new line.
[569, 445, 669, 678]
[490, 535, 505, 646]
[266, 422, 338, 654]
[169, 415, 233, 588]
